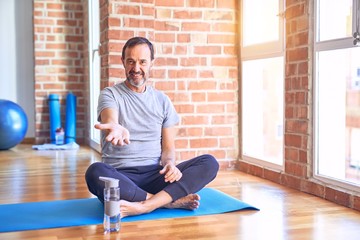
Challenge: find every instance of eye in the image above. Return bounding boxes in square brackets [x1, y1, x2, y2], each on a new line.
[127, 59, 135, 65]
[140, 60, 147, 65]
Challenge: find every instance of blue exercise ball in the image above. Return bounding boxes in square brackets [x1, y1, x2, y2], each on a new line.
[0, 99, 28, 150]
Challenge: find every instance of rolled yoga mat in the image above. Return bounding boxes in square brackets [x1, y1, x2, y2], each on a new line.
[65, 92, 76, 143]
[48, 94, 61, 144]
[0, 188, 258, 233]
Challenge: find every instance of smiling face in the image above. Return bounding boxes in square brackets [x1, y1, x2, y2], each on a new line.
[122, 43, 154, 93]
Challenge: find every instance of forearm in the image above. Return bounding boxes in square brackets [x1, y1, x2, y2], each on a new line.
[161, 149, 175, 166]
[160, 127, 177, 166]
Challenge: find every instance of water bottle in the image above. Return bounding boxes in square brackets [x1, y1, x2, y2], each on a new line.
[99, 176, 120, 233]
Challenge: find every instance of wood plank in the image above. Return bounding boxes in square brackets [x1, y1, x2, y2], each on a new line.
[0, 144, 360, 239]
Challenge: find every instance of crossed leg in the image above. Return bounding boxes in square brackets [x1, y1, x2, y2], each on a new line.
[85, 154, 219, 217]
[120, 191, 201, 218]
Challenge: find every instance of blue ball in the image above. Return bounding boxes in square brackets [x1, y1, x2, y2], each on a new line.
[0, 100, 28, 150]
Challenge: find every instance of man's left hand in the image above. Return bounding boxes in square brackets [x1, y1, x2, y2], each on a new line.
[159, 162, 182, 183]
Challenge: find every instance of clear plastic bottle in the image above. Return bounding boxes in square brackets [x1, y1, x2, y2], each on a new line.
[99, 177, 120, 233]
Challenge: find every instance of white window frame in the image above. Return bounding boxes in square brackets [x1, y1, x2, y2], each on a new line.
[240, 0, 285, 170]
[313, 0, 360, 191]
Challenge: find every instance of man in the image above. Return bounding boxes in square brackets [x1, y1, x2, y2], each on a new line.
[85, 37, 219, 217]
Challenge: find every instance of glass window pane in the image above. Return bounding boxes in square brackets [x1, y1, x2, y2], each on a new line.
[316, 47, 360, 185]
[242, 0, 280, 46]
[242, 57, 284, 165]
[317, 0, 353, 42]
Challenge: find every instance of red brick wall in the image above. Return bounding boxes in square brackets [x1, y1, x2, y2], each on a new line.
[33, 0, 86, 144]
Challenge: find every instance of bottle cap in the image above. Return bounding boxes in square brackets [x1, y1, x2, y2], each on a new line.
[99, 176, 119, 188]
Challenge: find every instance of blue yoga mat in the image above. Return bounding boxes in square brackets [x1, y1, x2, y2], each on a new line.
[0, 188, 258, 233]
[48, 94, 61, 144]
[65, 92, 76, 144]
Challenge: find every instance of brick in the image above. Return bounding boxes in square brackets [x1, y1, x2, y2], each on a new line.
[286, 119, 308, 134]
[180, 57, 206, 66]
[188, 81, 216, 90]
[208, 92, 236, 102]
[178, 151, 197, 161]
[211, 115, 237, 124]
[354, 196, 360, 211]
[197, 104, 225, 114]
[264, 169, 282, 184]
[168, 69, 197, 78]
[207, 150, 226, 159]
[177, 34, 190, 43]
[173, 92, 191, 102]
[211, 57, 238, 67]
[115, 5, 140, 15]
[155, 0, 184, 7]
[190, 138, 218, 148]
[208, 34, 235, 44]
[219, 137, 235, 148]
[152, 69, 166, 78]
[285, 161, 306, 177]
[285, 134, 302, 148]
[187, 0, 215, 8]
[156, 9, 171, 19]
[217, 0, 236, 9]
[204, 126, 232, 136]
[173, 10, 202, 19]
[287, 47, 308, 62]
[325, 187, 351, 207]
[286, 3, 305, 19]
[155, 57, 178, 66]
[212, 23, 236, 33]
[199, 70, 214, 78]
[281, 174, 301, 190]
[124, 18, 154, 28]
[182, 115, 209, 125]
[192, 92, 206, 102]
[285, 148, 299, 161]
[182, 22, 210, 32]
[154, 33, 176, 42]
[174, 104, 195, 114]
[108, 17, 121, 27]
[155, 21, 180, 31]
[204, 10, 233, 21]
[175, 139, 189, 148]
[154, 81, 175, 91]
[175, 46, 188, 55]
[193, 46, 221, 55]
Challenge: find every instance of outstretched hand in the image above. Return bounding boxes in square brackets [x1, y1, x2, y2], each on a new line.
[159, 162, 182, 183]
[95, 123, 130, 146]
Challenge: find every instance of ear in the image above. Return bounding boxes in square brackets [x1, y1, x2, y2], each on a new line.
[121, 57, 125, 66]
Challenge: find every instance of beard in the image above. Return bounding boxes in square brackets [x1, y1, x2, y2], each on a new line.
[126, 70, 147, 88]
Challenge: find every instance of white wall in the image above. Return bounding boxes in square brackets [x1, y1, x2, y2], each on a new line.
[0, 0, 35, 138]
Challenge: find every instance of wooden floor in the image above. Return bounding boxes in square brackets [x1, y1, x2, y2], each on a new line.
[1, 145, 360, 240]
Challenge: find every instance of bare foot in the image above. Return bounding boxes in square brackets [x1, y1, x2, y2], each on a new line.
[120, 193, 200, 218]
[120, 200, 148, 218]
[164, 193, 200, 210]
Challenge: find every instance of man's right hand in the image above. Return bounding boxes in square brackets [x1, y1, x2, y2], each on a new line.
[95, 123, 131, 146]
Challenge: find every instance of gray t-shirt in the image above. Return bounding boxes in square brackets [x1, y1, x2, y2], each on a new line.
[97, 81, 180, 168]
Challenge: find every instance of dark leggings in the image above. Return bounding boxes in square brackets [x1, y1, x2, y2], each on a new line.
[85, 154, 219, 203]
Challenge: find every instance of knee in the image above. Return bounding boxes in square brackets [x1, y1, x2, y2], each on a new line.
[201, 154, 220, 175]
[85, 162, 106, 184]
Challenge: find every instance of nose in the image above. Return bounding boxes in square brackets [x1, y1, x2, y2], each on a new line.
[133, 61, 141, 72]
